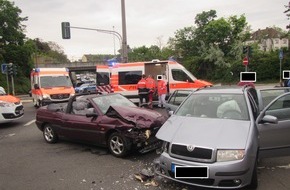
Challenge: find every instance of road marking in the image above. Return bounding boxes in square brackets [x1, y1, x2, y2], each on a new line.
[24, 119, 35, 126]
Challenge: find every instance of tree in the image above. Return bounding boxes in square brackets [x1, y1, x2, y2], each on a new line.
[168, 10, 250, 81]
[0, 0, 30, 93]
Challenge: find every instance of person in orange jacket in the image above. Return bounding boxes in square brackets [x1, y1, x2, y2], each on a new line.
[157, 76, 167, 108]
[146, 75, 156, 109]
[137, 74, 149, 106]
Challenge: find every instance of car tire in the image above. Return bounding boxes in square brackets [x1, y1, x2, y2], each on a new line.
[247, 159, 258, 189]
[108, 132, 131, 157]
[43, 124, 58, 144]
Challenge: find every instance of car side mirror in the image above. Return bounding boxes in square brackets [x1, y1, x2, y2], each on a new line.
[34, 84, 40, 89]
[261, 115, 278, 124]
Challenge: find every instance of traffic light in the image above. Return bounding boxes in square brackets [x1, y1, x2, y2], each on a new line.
[61, 22, 71, 39]
[13, 65, 17, 76]
[7, 64, 13, 76]
[243, 46, 252, 57]
[243, 46, 248, 54]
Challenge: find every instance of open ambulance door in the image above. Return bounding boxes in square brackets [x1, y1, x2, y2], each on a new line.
[96, 65, 112, 93]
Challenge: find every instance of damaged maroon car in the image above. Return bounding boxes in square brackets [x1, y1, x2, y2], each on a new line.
[35, 93, 166, 157]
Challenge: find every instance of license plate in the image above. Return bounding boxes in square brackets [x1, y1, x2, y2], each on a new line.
[174, 166, 208, 179]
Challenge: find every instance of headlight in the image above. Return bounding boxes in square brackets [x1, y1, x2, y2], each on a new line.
[42, 94, 50, 99]
[217, 149, 245, 162]
[70, 93, 75, 96]
[0, 101, 14, 107]
[162, 141, 170, 153]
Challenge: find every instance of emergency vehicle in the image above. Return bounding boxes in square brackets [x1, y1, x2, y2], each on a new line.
[0, 86, 24, 123]
[96, 60, 212, 103]
[30, 68, 75, 107]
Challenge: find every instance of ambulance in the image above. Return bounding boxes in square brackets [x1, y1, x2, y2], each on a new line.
[0, 86, 24, 123]
[30, 68, 75, 107]
[96, 59, 212, 103]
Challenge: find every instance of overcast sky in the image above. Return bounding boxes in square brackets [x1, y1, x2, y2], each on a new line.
[11, 0, 290, 61]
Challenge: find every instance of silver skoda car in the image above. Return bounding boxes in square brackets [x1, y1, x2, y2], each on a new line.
[155, 86, 290, 189]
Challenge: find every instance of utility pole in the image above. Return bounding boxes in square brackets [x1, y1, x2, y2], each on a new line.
[121, 0, 128, 63]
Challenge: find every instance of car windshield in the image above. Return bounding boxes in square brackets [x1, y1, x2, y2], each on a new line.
[175, 93, 249, 120]
[0, 87, 6, 95]
[40, 76, 73, 88]
[92, 94, 136, 114]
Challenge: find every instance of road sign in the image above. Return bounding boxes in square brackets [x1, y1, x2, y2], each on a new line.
[243, 57, 248, 66]
[1, 63, 8, 74]
[279, 49, 283, 60]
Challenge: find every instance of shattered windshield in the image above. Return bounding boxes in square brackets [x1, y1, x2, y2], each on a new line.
[92, 94, 136, 114]
[40, 76, 73, 88]
[175, 93, 249, 120]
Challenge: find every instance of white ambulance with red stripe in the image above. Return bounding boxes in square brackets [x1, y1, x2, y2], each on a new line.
[30, 68, 75, 107]
[96, 60, 212, 103]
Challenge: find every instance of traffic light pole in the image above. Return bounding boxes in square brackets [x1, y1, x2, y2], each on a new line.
[11, 75, 15, 95]
[6, 71, 10, 94]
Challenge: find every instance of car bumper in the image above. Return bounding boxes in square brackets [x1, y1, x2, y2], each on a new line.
[0, 104, 24, 124]
[154, 152, 255, 189]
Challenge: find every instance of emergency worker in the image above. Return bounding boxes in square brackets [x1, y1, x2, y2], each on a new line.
[146, 75, 156, 109]
[157, 76, 167, 108]
[137, 74, 149, 106]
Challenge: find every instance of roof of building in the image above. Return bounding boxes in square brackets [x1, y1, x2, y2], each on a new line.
[250, 27, 282, 40]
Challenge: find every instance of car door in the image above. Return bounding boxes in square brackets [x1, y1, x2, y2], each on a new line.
[257, 92, 290, 158]
[62, 100, 101, 144]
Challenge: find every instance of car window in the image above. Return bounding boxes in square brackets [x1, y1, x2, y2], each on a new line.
[168, 90, 192, 106]
[171, 69, 193, 82]
[260, 89, 290, 109]
[175, 93, 249, 120]
[265, 93, 290, 120]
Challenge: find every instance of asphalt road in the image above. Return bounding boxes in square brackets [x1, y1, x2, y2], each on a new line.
[0, 99, 290, 190]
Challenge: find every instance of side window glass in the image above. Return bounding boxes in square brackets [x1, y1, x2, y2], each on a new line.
[168, 91, 191, 106]
[265, 94, 290, 120]
[119, 71, 142, 85]
[172, 69, 193, 82]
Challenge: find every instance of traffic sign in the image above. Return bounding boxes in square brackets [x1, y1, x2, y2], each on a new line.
[1, 63, 8, 74]
[279, 49, 283, 60]
[243, 57, 248, 66]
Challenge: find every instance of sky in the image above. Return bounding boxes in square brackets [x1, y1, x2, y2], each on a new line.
[10, 0, 290, 61]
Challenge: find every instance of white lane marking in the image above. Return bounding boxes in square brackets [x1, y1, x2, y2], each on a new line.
[24, 119, 36, 126]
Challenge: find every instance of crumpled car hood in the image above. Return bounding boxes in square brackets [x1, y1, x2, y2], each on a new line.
[156, 115, 251, 149]
[106, 105, 166, 128]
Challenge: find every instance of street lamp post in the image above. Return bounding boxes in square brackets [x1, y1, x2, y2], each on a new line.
[121, 0, 128, 63]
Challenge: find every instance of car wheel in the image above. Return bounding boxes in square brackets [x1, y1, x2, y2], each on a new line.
[108, 132, 131, 157]
[43, 124, 58, 144]
[247, 159, 258, 189]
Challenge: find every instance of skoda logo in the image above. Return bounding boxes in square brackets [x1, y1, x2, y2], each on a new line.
[187, 145, 195, 152]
